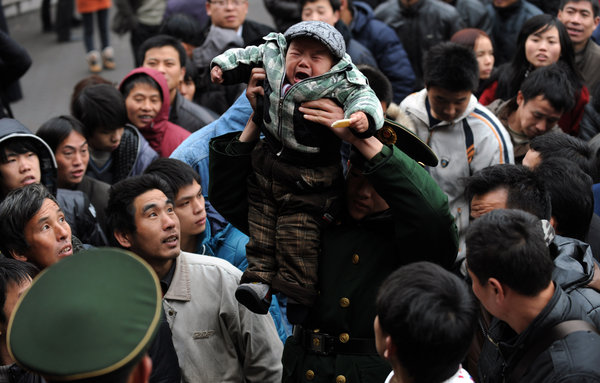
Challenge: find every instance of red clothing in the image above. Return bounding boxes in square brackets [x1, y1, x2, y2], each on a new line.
[119, 67, 190, 157]
[479, 80, 589, 136]
[76, 0, 110, 14]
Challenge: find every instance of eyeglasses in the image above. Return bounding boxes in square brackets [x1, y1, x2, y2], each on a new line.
[208, 0, 247, 7]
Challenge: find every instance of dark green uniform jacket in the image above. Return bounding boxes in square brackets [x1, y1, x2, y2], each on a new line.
[209, 132, 458, 382]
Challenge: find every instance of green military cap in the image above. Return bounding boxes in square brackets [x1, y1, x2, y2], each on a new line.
[7, 248, 162, 381]
[376, 118, 439, 167]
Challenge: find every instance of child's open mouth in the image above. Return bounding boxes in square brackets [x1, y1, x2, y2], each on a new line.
[294, 71, 310, 82]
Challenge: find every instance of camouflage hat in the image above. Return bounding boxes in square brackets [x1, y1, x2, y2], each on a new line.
[284, 21, 346, 59]
[7, 248, 162, 381]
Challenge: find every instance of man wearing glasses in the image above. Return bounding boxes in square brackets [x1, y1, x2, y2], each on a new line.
[206, 0, 274, 46]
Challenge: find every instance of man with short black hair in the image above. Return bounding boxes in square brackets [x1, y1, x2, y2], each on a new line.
[558, 0, 600, 92]
[0, 118, 107, 246]
[375, 261, 477, 383]
[0, 258, 38, 381]
[205, 0, 273, 47]
[467, 209, 600, 382]
[465, 164, 600, 327]
[487, 64, 575, 163]
[0, 184, 77, 269]
[400, 42, 513, 262]
[106, 174, 283, 382]
[139, 35, 215, 133]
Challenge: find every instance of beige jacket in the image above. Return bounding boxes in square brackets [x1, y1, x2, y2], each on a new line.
[163, 251, 283, 382]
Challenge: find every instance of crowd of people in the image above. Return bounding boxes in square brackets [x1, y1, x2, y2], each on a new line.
[1, 0, 600, 382]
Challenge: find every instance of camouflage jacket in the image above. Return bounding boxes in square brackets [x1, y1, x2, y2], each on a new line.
[211, 32, 383, 156]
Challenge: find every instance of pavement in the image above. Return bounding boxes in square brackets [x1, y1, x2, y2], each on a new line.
[6, 1, 274, 131]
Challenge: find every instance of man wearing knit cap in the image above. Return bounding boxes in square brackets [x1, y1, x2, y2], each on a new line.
[7, 248, 162, 383]
[211, 20, 383, 321]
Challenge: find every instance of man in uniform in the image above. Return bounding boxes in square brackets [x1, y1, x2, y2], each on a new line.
[208, 75, 459, 382]
[8, 248, 162, 383]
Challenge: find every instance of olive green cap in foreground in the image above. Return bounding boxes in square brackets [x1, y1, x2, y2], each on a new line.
[7, 248, 162, 381]
[376, 118, 439, 167]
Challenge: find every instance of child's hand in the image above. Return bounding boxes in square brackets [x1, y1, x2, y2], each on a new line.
[348, 111, 369, 133]
[211, 66, 224, 84]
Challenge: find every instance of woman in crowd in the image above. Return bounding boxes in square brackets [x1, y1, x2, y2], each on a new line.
[37, 115, 110, 230]
[451, 28, 495, 98]
[479, 14, 588, 136]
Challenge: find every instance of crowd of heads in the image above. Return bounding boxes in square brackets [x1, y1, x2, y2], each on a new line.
[1, 0, 600, 381]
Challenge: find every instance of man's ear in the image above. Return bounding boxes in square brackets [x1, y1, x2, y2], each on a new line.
[129, 355, 152, 383]
[113, 230, 132, 249]
[179, 66, 185, 83]
[516, 90, 525, 107]
[9, 250, 28, 263]
[382, 334, 396, 361]
[488, 277, 506, 304]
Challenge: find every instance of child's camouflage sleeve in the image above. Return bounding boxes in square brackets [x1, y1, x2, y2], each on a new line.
[340, 66, 385, 133]
[210, 32, 279, 85]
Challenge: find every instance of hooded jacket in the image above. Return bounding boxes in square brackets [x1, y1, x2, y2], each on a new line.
[86, 124, 158, 185]
[350, 1, 415, 102]
[0, 118, 107, 246]
[551, 235, 600, 328]
[212, 31, 383, 165]
[400, 89, 514, 260]
[119, 67, 190, 158]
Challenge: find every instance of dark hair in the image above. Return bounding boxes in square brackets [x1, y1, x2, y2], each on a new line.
[529, 132, 595, 180]
[106, 174, 174, 246]
[560, 0, 599, 17]
[300, 0, 341, 11]
[357, 64, 393, 107]
[423, 42, 479, 92]
[466, 209, 554, 296]
[0, 184, 58, 258]
[70, 75, 114, 115]
[465, 164, 552, 220]
[496, 14, 581, 100]
[37, 116, 86, 153]
[71, 84, 129, 138]
[534, 157, 593, 240]
[450, 28, 491, 50]
[137, 34, 187, 68]
[144, 158, 202, 196]
[119, 73, 163, 102]
[0, 138, 39, 164]
[183, 58, 198, 83]
[0, 257, 37, 323]
[160, 13, 205, 46]
[376, 261, 477, 383]
[519, 63, 576, 113]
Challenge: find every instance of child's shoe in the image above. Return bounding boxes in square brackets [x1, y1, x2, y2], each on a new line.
[102, 47, 116, 70]
[86, 51, 102, 73]
[235, 282, 271, 314]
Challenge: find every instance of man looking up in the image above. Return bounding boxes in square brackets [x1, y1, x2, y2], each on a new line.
[558, 0, 600, 92]
[139, 35, 215, 133]
[106, 174, 283, 382]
